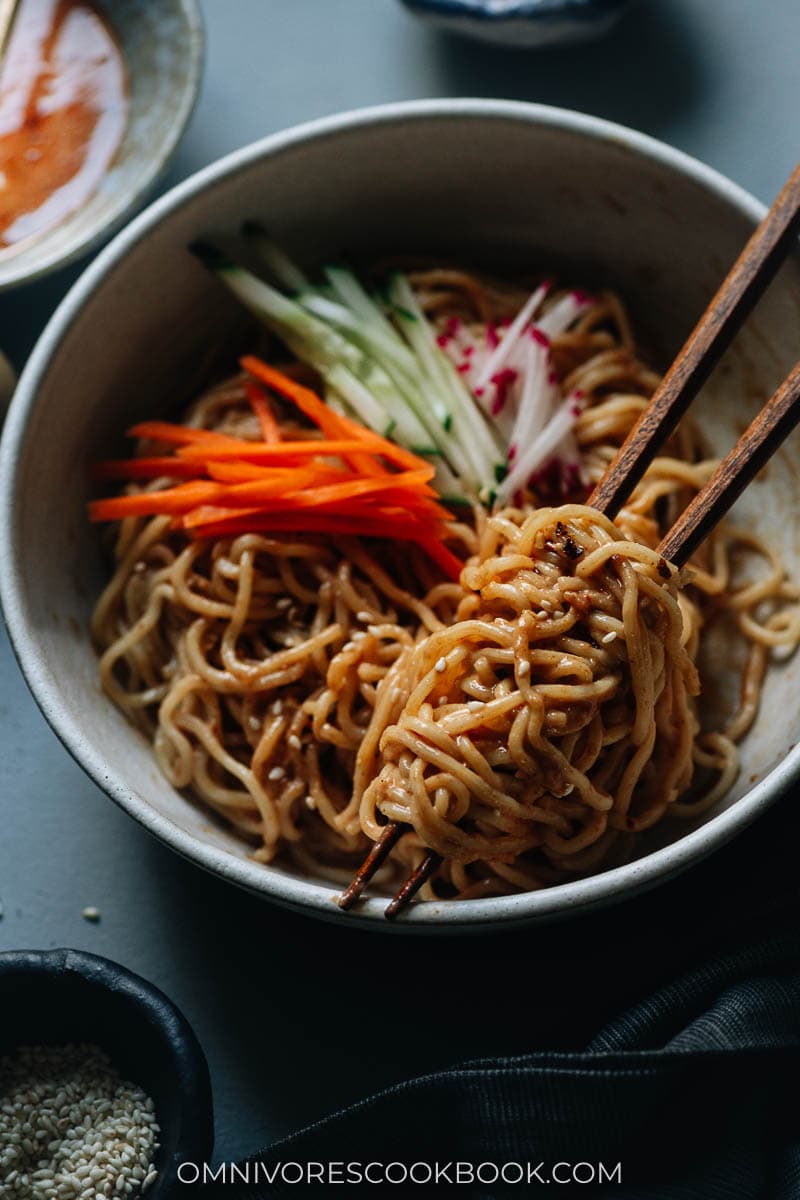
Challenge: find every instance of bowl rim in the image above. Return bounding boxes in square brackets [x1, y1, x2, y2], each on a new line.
[1, 97, 795, 931]
[401, 0, 629, 23]
[0, 0, 205, 292]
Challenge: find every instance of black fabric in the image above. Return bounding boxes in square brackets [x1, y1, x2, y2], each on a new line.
[196, 792, 800, 1198]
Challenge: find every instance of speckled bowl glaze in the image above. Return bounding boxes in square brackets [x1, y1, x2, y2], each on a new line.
[3, 100, 800, 932]
[0, 0, 204, 291]
[0, 948, 214, 1195]
[400, 0, 631, 48]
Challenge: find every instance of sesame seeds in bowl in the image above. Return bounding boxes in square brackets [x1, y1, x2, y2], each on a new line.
[0, 1042, 160, 1198]
[0, 949, 213, 1197]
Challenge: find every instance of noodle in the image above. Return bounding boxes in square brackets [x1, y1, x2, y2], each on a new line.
[91, 271, 800, 900]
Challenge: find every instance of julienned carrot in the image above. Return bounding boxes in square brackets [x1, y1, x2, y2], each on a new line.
[89, 480, 226, 522]
[244, 381, 281, 444]
[241, 356, 350, 440]
[185, 510, 445, 541]
[241, 356, 424, 473]
[92, 365, 466, 581]
[127, 421, 244, 448]
[175, 438, 371, 463]
[417, 538, 465, 582]
[91, 457, 203, 481]
[205, 461, 350, 485]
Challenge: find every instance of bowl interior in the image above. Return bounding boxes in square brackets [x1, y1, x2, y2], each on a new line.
[0, 0, 203, 290]
[0, 949, 213, 1193]
[6, 106, 800, 926]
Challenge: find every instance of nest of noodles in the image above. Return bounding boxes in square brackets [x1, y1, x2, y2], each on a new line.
[360, 504, 702, 879]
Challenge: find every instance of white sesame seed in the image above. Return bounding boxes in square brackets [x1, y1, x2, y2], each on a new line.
[270, 699, 283, 716]
[275, 596, 292, 611]
[356, 610, 373, 623]
[0, 1044, 159, 1200]
[517, 660, 531, 677]
[601, 631, 618, 644]
[81, 907, 101, 923]
[248, 715, 261, 732]
[287, 734, 302, 751]
[304, 795, 316, 810]
[435, 657, 447, 673]
[267, 766, 285, 782]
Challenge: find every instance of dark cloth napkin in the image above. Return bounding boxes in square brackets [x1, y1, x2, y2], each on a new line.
[197, 790, 800, 1198]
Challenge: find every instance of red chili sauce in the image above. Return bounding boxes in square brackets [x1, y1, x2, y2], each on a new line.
[0, 0, 127, 251]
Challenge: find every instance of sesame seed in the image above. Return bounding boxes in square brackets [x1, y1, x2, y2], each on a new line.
[0, 1044, 159, 1199]
[304, 795, 316, 810]
[435, 657, 447, 674]
[275, 597, 292, 611]
[356, 611, 373, 623]
[287, 734, 302, 751]
[81, 907, 101, 923]
[517, 660, 531, 677]
[601, 631, 618, 645]
[267, 766, 285, 782]
[270, 699, 283, 716]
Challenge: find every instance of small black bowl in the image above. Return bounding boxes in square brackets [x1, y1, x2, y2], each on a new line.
[0, 948, 214, 1197]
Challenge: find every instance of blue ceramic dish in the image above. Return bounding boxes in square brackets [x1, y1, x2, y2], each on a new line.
[400, 0, 632, 48]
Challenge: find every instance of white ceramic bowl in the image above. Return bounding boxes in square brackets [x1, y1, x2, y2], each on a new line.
[0, 0, 204, 291]
[3, 100, 800, 931]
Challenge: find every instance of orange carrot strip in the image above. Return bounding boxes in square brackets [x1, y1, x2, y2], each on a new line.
[241, 356, 348, 439]
[417, 538, 465, 582]
[176, 438, 381, 463]
[240, 356, 429, 475]
[127, 421, 244, 448]
[245, 381, 281, 444]
[89, 480, 225, 522]
[182, 491, 446, 528]
[90, 457, 202, 481]
[204, 461, 351, 484]
[186, 510, 446, 541]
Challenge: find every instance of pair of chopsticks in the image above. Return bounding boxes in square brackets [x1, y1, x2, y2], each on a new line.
[340, 161, 800, 920]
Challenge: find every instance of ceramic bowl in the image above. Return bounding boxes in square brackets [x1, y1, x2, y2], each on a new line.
[0, 0, 204, 291]
[0, 948, 213, 1194]
[400, 0, 632, 48]
[2, 99, 800, 931]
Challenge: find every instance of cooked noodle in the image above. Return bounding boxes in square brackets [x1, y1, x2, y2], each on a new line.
[91, 272, 800, 900]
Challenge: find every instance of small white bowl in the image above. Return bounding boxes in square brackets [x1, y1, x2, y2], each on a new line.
[3, 99, 800, 931]
[0, 0, 204, 291]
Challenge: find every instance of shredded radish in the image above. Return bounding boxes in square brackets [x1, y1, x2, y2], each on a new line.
[473, 281, 550, 392]
[496, 396, 580, 504]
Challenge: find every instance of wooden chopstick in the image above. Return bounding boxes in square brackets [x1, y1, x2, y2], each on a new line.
[588, 161, 800, 518]
[341, 161, 800, 920]
[382, 362, 800, 920]
[658, 360, 800, 567]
